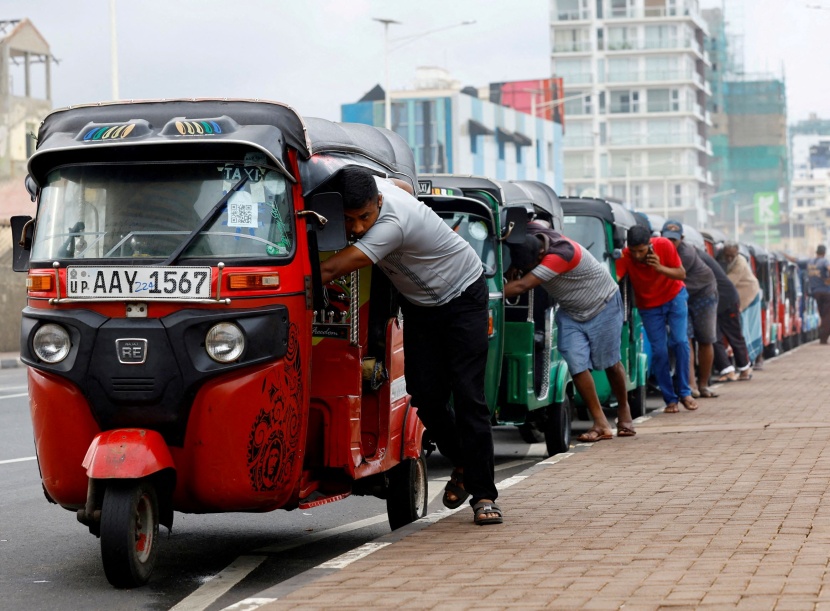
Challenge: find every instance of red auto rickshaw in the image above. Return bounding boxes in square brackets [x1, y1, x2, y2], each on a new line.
[12, 99, 427, 588]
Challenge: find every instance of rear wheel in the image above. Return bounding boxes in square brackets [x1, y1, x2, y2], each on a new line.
[100, 480, 159, 588]
[386, 449, 428, 530]
[628, 383, 648, 419]
[544, 395, 572, 457]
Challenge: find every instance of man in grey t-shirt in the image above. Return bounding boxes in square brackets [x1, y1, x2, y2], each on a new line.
[320, 167, 501, 526]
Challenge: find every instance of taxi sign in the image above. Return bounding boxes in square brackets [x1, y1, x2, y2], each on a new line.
[67, 266, 212, 300]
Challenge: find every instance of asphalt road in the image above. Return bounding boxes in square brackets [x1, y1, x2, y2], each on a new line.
[2, 365, 614, 611]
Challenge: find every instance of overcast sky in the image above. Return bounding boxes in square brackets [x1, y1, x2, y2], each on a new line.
[6, 0, 830, 124]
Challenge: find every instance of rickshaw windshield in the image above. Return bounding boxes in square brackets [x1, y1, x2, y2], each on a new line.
[562, 215, 606, 263]
[434, 211, 497, 276]
[30, 161, 294, 262]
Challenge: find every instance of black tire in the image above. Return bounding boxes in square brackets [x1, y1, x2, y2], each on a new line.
[628, 383, 648, 419]
[386, 450, 428, 530]
[544, 395, 572, 457]
[517, 422, 545, 444]
[100, 480, 159, 588]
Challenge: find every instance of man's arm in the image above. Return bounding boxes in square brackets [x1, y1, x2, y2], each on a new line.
[504, 273, 545, 298]
[320, 245, 374, 284]
[646, 252, 686, 280]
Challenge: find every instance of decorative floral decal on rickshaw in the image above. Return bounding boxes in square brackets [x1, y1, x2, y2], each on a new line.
[247, 322, 303, 492]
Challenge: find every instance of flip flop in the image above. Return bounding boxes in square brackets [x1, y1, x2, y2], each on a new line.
[473, 501, 503, 526]
[738, 372, 753, 381]
[680, 396, 699, 410]
[664, 403, 679, 413]
[716, 372, 739, 382]
[616, 421, 637, 437]
[699, 388, 719, 398]
[577, 429, 613, 443]
[442, 469, 470, 509]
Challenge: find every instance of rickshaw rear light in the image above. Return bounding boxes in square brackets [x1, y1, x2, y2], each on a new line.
[488, 309, 495, 337]
[26, 274, 53, 292]
[32, 323, 71, 363]
[228, 273, 280, 290]
[205, 322, 245, 363]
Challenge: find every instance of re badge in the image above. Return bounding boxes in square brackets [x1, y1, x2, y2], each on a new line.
[116, 338, 148, 364]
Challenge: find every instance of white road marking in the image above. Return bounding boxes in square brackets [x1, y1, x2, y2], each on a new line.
[317, 542, 391, 569]
[0, 393, 29, 400]
[0, 456, 36, 465]
[222, 598, 277, 611]
[169, 555, 267, 611]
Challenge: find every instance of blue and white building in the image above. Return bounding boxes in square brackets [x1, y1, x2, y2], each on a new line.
[341, 68, 564, 193]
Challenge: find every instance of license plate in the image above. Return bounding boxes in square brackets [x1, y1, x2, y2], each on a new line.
[66, 266, 212, 299]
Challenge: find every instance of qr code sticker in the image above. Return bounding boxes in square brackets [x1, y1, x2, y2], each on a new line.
[227, 192, 258, 228]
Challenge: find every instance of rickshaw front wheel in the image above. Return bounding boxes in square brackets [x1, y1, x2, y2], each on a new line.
[544, 395, 572, 457]
[386, 449, 428, 530]
[100, 480, 160, 588]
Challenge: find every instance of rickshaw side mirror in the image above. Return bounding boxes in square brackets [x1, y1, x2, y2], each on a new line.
[11, 215, 34, 272]
[501, 207, 528, 244]
[612, 226, 627, 249]
[306, 192, 347, 252]
[612, 248, 623, 260]
[25, 175, 39, 202]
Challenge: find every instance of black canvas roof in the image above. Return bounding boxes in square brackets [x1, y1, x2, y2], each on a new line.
[28, 98, 416, 189]
[560, 197, 640, 230]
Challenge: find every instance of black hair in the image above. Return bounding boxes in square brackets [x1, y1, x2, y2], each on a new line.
[818, 244, 826, 256]
[338, 166, 379, 210]
[508, 235, 543, 272]
[628, 225, 652, 247]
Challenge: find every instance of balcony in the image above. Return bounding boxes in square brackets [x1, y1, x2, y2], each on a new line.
[608, 164, 700, 179]
[555, 72, 594, 85]
[552, 8, 591, 21]
[552, 40, 593, 53]
[606, 69, 698, 85]
[564, 167, 596, 180]
[563, 135, 595, 148]
[606, 132, 704, 147]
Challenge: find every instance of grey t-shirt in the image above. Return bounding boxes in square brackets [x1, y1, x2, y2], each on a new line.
[353, 177, 484, 306]
[677, 240, 717, 299]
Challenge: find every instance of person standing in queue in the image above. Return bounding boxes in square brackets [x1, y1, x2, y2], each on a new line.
[806, 245, 830, 344]
[713, 241, 757, 381]
[660, 221, 719, 399]
[319, 166, 502, 526]
[616, 225, 699, 413]
[503, 224, 637, 441]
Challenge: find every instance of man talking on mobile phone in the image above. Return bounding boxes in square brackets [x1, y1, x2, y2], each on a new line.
[616, 225, 698, 413]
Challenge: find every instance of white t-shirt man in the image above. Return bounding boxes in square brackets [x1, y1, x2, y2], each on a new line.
[352, 177, 484, 306]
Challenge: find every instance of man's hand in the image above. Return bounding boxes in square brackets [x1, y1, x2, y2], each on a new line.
[320, 246, 373, 285]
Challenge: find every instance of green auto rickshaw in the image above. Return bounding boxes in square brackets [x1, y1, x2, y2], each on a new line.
[558, 197, 650, 419]
[418, 175, 573, 456]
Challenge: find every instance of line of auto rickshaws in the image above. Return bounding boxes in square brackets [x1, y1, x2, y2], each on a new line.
[416, 174, 821, 457]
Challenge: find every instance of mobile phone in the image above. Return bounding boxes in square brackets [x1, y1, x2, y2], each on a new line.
[647, 244, 655, 255]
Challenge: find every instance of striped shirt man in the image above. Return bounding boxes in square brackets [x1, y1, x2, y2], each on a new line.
[527, 225, 619, 322]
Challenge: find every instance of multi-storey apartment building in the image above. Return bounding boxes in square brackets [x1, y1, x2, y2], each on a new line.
[551, 0, 713, 226]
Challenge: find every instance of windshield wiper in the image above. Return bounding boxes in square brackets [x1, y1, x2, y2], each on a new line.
[162, 173, 250, 266]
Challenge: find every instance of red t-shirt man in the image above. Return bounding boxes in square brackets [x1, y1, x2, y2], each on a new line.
[616, 236, 684, 310]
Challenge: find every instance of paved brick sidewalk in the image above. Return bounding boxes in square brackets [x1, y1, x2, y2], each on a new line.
[257, 343, 830, 610]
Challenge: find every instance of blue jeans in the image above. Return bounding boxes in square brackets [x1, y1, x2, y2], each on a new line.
[640, 287, 691, 405]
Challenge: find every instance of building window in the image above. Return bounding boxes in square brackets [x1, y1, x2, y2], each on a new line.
[536, 139, 542, 167]
[470, 134, 478, 155]
[516, 145, 523, 164]
[498, 140, 505, 161]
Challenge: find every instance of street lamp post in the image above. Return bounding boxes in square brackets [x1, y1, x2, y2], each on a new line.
[373, 18, 475, 131]
[373, 18, 401, 131]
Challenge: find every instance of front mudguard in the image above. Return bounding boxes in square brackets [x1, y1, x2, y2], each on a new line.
[82, 429, 175, 479]
[79, 429, 176, 533]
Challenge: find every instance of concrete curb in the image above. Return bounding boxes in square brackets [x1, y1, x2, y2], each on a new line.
[0, 357, 21, 369]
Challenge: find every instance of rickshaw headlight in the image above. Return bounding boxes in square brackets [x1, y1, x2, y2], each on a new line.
[205, 322, 245, 363]
[33, 323, 71, 363]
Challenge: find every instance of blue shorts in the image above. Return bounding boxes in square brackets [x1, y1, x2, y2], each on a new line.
[556, 291, 623, 375]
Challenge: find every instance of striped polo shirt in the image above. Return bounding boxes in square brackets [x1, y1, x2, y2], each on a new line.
[529, 229, 620, 322]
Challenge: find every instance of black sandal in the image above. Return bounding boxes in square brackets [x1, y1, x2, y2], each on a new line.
[442, 469, 470, 509]
[473, 500, 503, 525]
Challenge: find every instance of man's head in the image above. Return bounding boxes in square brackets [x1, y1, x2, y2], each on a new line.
[627, 225, 653, 263]
[818, 244, 826, 257]
[722, 240, 740, 265]
[661, 220, 684, 246]
[508, 235, 544, 272]
[338, 166, 383, 239]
